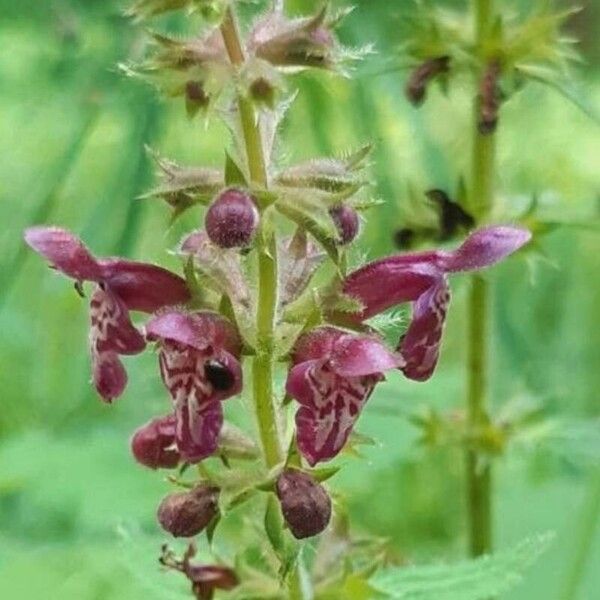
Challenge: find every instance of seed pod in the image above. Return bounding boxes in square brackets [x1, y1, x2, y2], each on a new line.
[275, 469, 332, 539]
[157, 484, 220, 538]
[131, 415, 180, 470]
[205, 188, 259, 249]
[330, 204, 360, 245]
[405, 56, 450, 106]
[478, 59, 502, 135]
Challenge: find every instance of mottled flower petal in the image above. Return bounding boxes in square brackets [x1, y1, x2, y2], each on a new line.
[89, 286, 146, 355]
[99, 259, 190, 313]
[89, 286, 146, 401]
[287, 327, 396, 465]
[289, 361, 380, 466]
[93, 351, 128, 402]
[148, 311, 243, 463]
[399, 278, 451, 381]
[443, 226, 532, 273]
[24, 226, 103, 281]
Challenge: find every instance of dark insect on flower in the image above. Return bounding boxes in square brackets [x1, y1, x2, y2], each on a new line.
[478, 59, 503, 135]
[275, 469, 332, 538]
[205, 188, 260, 249]
[425, 189, 475, 240]
[330, 204, 360, 245]
[157, 484, 220, 538]
[405, 55, 450, 106]
[160, 543, 238, 600]
[204, 359, 235, 392]
[131, 414, 181, 470]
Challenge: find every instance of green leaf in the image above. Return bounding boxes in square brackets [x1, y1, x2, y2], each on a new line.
[370, 533, 554, 600]
[225, 150, 249, 187]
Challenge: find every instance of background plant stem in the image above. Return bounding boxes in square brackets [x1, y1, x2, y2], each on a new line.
[466, 0, 496, 558]
[559, 467, 600, 600]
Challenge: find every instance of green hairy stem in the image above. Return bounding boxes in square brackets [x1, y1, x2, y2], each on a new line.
[220, 7, 309, 598]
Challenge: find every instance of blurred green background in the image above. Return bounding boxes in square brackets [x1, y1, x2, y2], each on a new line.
[1, 0, 599, 598]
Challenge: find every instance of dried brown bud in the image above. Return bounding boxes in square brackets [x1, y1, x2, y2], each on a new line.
[405, 56, 450, 106]
[478, 59, 502, 135]
[157, 484, 220, 538]
[275, 469, 332, 539]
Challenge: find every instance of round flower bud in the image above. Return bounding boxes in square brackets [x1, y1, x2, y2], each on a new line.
[329, 204, 359, 245]
[157, 484, 220, 538]
[205, 188, 259, 249]
[131, 415, 180, 470]
[275, 469, 332, 539]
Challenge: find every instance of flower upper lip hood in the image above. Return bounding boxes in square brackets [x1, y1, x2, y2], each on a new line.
[24, 226, 191, 401]
[343, 226, 531, 320]
[146, 310, 243, 463]
[341, 226, 532, 381]
[286, 327, 404, 465]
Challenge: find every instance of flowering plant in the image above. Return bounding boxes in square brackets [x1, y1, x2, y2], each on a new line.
[23, 0, 544, 598]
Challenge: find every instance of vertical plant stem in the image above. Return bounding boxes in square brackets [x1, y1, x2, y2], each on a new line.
[220, 6, 282, 469]
[466, 0, 496, 558]
[221, 8, 310, 598]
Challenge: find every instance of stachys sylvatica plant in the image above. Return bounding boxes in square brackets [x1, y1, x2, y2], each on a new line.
[23, 0, 533, 598]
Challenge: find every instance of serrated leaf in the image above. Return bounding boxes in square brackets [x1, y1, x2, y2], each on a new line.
[225, 150, 249, 186]
[370, 533, 554, 600]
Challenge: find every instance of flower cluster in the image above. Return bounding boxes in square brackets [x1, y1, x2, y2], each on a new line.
[24, 222, 529, 465]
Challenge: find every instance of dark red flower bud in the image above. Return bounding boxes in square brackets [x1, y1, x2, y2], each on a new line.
[131, 415, 181, 470]
[157, 484, 220, 538]
[275, 469, 332, 539]
[205, 188, 259, 249]
[405, 56, 450, 106]
[330, 204, 359, 245]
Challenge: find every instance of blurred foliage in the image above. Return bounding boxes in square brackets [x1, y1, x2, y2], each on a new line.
[0, 0, 599, 598]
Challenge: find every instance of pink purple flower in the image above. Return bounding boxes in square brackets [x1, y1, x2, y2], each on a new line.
[285, 327, 404, 465]
[24, 226, 190, 401]
[342, 226, 531, 381]
[145, 310, 243, 463]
